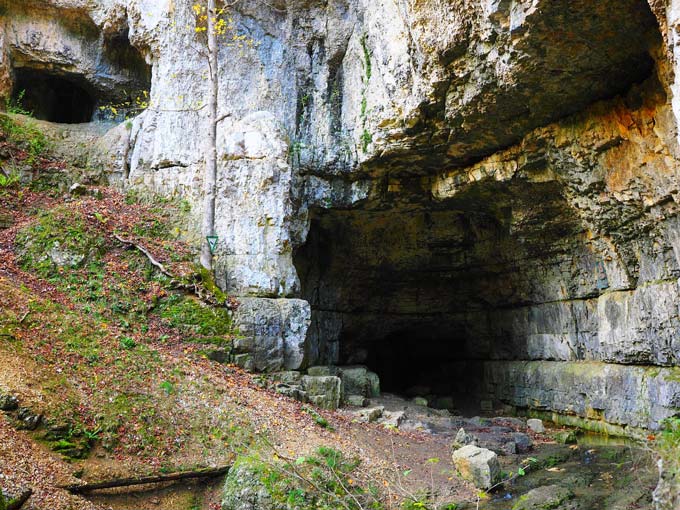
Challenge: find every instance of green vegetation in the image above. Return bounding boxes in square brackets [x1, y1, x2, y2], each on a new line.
[5, 89, 32, 116]
[360, 35, 372, 82]
[226, 447, 383, 510]
[158, 294, 232, 345]
[0, 114, 48, 164]
[359, 34, 372, 153]
[301, 406, 333, 430]
[0, 169, 21, 189]
[361, 129, 373, 153]
[15, 206, 105, 277]
[657, 416, 680, 476]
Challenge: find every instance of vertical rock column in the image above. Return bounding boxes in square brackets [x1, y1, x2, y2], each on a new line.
[0, 27, 12, 103]
[216, 113, 313, 371]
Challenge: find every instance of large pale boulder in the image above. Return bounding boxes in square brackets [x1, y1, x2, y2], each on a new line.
[451, 445, 500, 489]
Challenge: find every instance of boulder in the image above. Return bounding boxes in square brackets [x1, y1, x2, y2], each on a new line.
[16, 408, 42, 430]
[352, 406, 384, 423]
[68, 182, 88, 196]
[301, 375, 342, 410]
[527, 418, 545, 433]
[452, 445, 500, 489]
[511, 485, 574, 510]
[324, 366, 382, 403]
[307, 366, 339, 377]
[380, 410, 407, 428]
[345, 394, 368, 407]
[0, 392, 19, 411]
[554, 430, 579, 444]
[453, 428, 478, 448]
[222, 457, 274, 510]
[366, 371, 381, 398]
[273, 371, 302, 385]
[512, 432, 533, 453]
[411, 396, 428, 407]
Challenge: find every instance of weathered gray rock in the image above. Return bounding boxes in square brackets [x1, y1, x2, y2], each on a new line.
[233, 298, 310, 372]
[351, 406, 384, 423]
[512, 433, 533, 453]
[0, 392, 19, 411]
[653, 459, 680, 510]
[301, 375, 342, 410]
[272, 370, 302, 385]
[307, 366, 339, 377]
[16, 408, 42, 431]
[222, 457, 273, 510]
[554, 431, 579, 445]
[453, 428, 478, 449]
[345, 395, 368, 407]
[478, 361, 680, 431]
[275, 384, 306, 401]
[527, 419, 545, 433]
[511, 485, 574, 510]
[339, 366, 366, 396]
[48, 241, 87, 269]
[380, 411, 406, 429]
[452, 445, 500, 490]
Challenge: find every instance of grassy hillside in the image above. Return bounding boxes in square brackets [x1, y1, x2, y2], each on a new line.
[0, 115, 472, 510]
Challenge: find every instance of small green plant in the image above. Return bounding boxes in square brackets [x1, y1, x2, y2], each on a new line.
[0, 115, 48, 164]
[5, 89, 32, 116]
[160, 380, 174, 394]
[360, 34, 372, 82]
[120, 336, 136, 349]
[657, 416, 680, 476]
[0, 169, 21, 188]
[301, 406, 333, 430]
[360, 129, 373, 152]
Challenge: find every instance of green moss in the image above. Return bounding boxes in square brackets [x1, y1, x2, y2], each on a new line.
[360, 129, 373, 152]
[0, 114, 49, 164]
[16, 206, 105, 277]
[196, 265, 227, 305]
[360, 34, 372, 82]
[158, 294, 232, 345]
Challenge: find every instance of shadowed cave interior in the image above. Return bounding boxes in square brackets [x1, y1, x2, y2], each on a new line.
[294, 178, 593, 410]
[12, 69, 96, 124]
[9, 27, 151, 124]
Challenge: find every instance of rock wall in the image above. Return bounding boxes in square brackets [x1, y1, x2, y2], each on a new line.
[2, 1, 680, 446]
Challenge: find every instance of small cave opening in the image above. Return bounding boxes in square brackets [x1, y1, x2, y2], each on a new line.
[12, 69, 95, 124]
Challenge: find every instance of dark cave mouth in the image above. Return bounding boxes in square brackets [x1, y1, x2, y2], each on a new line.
[11, 69, 96, 124]
[293, 177, 602, 412]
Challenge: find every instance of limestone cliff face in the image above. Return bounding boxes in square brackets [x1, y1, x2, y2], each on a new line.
[2, 0, 680, 439]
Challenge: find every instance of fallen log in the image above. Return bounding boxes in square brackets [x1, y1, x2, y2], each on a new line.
[60, 466, 230, 494]
[8, 489, 32, 510]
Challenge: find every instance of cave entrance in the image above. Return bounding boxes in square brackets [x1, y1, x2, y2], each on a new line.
[12, 69, 95, 124]
[293, 178, 598, 413]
